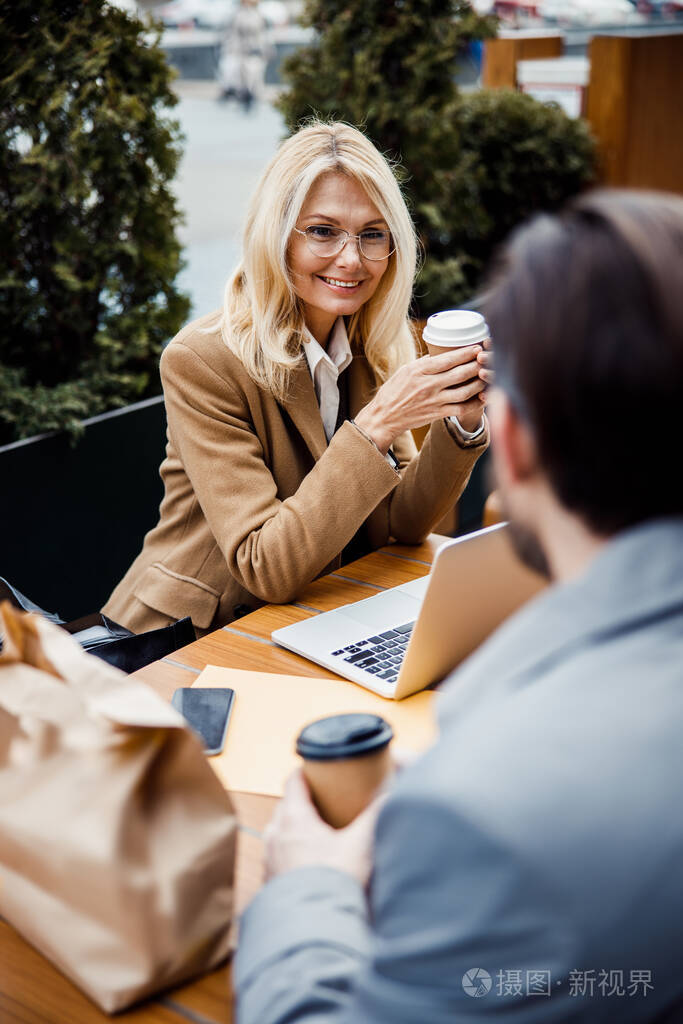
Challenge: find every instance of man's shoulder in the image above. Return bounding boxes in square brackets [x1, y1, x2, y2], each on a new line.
[427, 604, 683, 796]
[399, 522, 683, 861]
[394, 610, 683, 912]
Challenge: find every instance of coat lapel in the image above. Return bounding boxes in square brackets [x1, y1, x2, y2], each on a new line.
[347, 352, 377, 419]
[280, 358, 327, 461]
[280, 348, 378, 462]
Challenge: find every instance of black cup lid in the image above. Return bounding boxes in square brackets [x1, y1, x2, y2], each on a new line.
[296, 713, 393, 761]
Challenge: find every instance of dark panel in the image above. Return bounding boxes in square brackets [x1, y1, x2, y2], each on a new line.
[457, 448, 491, 537]
[0, 398, 167, 621]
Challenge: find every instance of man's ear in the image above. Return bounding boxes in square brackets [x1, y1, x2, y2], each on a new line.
[488, 388, 538, 488]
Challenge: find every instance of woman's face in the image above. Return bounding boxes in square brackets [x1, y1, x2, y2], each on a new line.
[289, 172, 390, 345]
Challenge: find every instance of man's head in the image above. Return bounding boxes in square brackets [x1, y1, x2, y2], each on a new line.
[483, 189, 683, 578]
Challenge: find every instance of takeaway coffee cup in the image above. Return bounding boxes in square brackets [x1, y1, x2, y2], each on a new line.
[422, 309, 490, 358]
[296, 713, 394, 829]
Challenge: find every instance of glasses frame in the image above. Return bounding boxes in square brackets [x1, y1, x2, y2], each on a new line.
[293, 225, 396, 262]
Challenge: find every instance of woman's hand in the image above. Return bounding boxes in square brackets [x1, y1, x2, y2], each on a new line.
[354, 344, 485, 453]
[477, 336, 494, 404]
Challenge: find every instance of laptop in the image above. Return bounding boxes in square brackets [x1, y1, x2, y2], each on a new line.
[271, 522, 547, 699]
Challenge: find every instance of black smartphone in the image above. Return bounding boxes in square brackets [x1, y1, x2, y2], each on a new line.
[171, 687, 235, 756]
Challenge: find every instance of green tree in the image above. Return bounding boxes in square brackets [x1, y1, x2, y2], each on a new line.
[0, 0, 190, 444]
[419, 89, 597, 309]
[277, 0, 596, 315]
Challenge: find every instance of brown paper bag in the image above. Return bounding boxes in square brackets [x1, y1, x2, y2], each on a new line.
[0, 602, 237, 1013]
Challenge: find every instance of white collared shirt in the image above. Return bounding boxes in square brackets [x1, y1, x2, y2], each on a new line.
[302, 318, 353, 442]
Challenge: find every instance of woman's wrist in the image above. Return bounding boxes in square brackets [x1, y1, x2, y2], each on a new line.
[352, 406, 394, 455]
[448, 412, 486, 442]
[450, 405, 485, 434]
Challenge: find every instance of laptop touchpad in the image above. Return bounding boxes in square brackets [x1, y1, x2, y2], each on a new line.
[338, 592, 422, 629]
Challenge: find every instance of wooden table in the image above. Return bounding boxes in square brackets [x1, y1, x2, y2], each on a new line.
[0, 537, 448, 1024]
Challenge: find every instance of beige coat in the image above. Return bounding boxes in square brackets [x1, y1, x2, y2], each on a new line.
[103, 313, 489, 634]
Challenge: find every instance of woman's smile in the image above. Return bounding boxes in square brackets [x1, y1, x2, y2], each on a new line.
[317, 275, 364, 292]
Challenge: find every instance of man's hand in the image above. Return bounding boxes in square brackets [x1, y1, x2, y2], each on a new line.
[264, 769, 384, 887]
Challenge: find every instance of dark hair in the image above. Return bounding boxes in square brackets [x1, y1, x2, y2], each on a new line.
[483, 189, 683, 535]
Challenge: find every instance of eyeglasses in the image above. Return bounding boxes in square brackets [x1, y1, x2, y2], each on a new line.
[293, 225, 395, 261]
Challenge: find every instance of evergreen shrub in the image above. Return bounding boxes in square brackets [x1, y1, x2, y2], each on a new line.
[277, 0, 597, 316]
[0, 1, 190, 445]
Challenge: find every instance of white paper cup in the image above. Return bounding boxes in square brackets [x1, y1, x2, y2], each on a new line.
[423, 309, 490, 357]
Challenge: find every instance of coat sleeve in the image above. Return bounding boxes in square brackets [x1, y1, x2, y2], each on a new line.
[234, 783, 577, 1024]
[160, 342, 400, 604]
[387, 418, 489, 544]
[234, 867, 372, 1024]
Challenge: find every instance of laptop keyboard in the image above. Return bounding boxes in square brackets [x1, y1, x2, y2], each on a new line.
[330, 622, 415, 684]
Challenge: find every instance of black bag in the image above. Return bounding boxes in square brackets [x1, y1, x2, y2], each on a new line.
[0, 578, 196, 674]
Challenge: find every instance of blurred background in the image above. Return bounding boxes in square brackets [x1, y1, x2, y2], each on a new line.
[139, 0, 682, 315]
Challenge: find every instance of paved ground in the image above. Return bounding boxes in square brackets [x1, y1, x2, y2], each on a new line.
[172, 80, 285, 318]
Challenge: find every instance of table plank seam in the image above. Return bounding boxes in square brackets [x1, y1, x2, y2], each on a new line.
[159, 996, 219, 1024]
[380, 549, 433, 567]
[292, 602, 322, 613]
[163, 658, 202, 674]
[222, 626, 275, 646]
[329, 574, 385, 589]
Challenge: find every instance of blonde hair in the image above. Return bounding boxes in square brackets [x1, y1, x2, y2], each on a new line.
[218, 121, 419, 400]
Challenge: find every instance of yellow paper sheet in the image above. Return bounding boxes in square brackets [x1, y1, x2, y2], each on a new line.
[194, 665, 438, 797]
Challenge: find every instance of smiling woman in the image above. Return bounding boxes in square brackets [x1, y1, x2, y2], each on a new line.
[103, 122, 491, 635]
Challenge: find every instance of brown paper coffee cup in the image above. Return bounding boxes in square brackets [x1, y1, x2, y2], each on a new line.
[297, 713, 394, 829]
